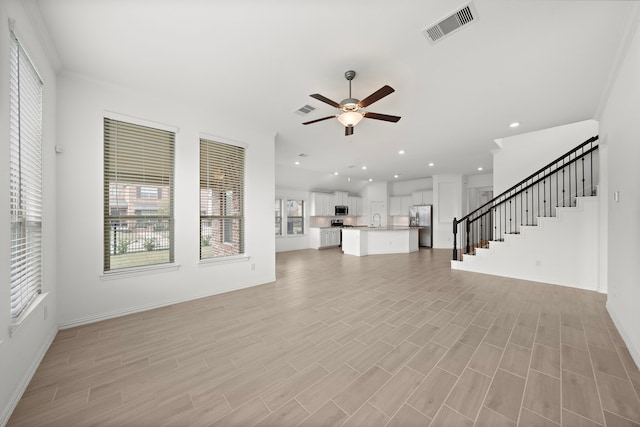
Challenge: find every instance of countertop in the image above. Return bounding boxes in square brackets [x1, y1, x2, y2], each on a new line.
[342, 226, 421, 231]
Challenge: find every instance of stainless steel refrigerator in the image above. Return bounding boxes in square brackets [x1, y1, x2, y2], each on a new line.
[409, 205, 433, 247]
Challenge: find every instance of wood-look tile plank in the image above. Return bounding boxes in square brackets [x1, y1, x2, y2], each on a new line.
[522, 369, 561, 423]
[260, 364, 328, 411]
[589, 345, 629, 379]
[430, 404, 473, 427]
[298, 401, 348, 427]
[475, 406, 516, 427]
[406, 341, 448, 375]
[253, 399, 309, 427]
[499, 343, 532, 378]
[562, 369, 604, 424]
[530, 344, 560, 378]
[562, 409, 605, 427]
[347, 340, 394, 373]
[296, 364, 360, 414]
[604, 410, 640, 427]
[445, 367, 492, 420]
[594, 370, 640, 424]
[332, 366, 391, 415]
[562, 344, 594, 378]
[484, 325, 512, 349]
[437, 341, 475, 376]
[469, 342, 504, 378]
[342, 403, 388, 427]
[484, 368, 526, 421]
[406, 367, 458, 418]
[386, 404, 432, 427]
[376, 340, 420, 374]
[518, 407, 559, 427]
[368, 366, 424, 417]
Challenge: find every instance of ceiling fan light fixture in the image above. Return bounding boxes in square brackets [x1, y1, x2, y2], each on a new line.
[337, 111, 364, 127]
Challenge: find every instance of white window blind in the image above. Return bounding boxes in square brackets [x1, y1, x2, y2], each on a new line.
[9, 32, 43, 319]
[200, 139, 245, 259]
[103, 118, 175, 271]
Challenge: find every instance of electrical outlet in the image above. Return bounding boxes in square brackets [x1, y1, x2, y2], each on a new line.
[535, 260, 541, 267]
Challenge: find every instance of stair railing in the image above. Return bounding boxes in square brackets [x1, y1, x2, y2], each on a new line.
[452, 135, 599, 261]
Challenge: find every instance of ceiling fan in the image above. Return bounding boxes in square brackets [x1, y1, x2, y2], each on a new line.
[302, 70, 401, 136]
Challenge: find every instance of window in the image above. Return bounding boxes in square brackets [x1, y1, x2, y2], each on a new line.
[287, 200, 304, 235]
[200, 138, 245, 259]
[9, 32, 43, 319]
[103, 117, 175, 271]
[275, 199, 283, 236]
[136, 186, 159, 199]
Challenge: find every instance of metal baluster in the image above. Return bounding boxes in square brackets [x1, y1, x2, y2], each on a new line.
[591, 148, 594, 196]
[466, 219, 470, 255]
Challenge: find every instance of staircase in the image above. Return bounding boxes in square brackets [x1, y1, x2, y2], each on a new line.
[450, 136, 600, 290]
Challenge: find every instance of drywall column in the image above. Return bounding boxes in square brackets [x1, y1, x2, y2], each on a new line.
[432, 174, 464, 249]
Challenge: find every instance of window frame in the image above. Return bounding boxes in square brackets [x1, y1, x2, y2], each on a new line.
[199, 137, 246, 260]
[9, 31, 44, 320]
[102, 115, 176, 273]
[286, 199, 305, 236]
[275, 198, 283, 236]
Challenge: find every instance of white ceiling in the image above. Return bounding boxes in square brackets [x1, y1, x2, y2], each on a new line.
[33, 0, 634, 193]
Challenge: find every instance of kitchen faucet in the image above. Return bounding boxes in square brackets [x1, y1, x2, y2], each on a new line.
[372, 213, 381, 227]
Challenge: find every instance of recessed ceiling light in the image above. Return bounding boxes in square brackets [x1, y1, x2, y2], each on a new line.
[398, 150, 405, 155]
[334, 171, 339, 175]
[428, 162, 435, 167]
[509, 122, 520, 128]
[394, 174, 399, 178]
[477, 167, 483, 171]
[362, 166, 367, 170]
[294, 161, 300, 165]
[369, 178, 373, 182]
[348, 177, 351, 182]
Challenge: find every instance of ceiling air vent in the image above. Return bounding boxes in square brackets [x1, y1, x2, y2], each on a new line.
[294, 104, 316, 116]
[423, 2, 478, 45]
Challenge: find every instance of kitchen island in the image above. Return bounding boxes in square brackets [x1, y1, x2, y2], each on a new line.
[341, 226, 419, 257]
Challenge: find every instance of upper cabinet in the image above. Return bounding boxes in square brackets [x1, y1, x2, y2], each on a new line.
[310, 192, 363, 216]
[412, 190, 433, 205]
[310, 192, 334, 216]
[389, 195, 412, 216]
[334, 191, 348, 206]
[348, 196, 362, 216]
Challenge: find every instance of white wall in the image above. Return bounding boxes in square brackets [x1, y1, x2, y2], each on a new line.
[0, 2, 59, 424]
[493, 119, 599, 194]
[600, 14, 640, 367]
[55, 72, 275, 327]
[389, 177, 433, 195]
[432, 174, 464, 249]
[452, 197, 600, 292]
[275, 188, 311, 252]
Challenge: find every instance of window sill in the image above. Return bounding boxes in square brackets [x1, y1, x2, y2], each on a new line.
[100, 263, 181, 280]
[10, 293, 49, 337]
[198, 254, 251, 267]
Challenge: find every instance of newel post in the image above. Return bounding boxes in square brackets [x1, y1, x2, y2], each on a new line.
[452, 217, 458, 260]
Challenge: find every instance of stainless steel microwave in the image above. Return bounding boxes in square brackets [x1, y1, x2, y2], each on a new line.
[335, 205, 348, 216]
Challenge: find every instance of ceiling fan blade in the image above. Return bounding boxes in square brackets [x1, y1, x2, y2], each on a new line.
[363, 112, 401, 123]
[358, 85, 395, 108]
[310, 93, 341, 108]
[302, 115, 336, 125]
[345, 126, 354, 136]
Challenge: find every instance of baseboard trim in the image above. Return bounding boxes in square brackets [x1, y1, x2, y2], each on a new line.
[0, 326, 57, 427]
[606, 300, 640, 370]
[58, 280, 271, 330]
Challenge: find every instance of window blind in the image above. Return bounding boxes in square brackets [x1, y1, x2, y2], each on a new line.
[103, 118, 175, 271]
[200, 139, 245, 259]
[9, 32, 43, 319]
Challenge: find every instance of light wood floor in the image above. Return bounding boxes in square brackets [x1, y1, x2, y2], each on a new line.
[8, 248, 640, 426]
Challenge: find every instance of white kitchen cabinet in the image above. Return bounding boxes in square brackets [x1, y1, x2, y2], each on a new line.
[390, 195, 412, 216]
[412, 190, 433, 205]
[347, 196, 362, 216]
[310, 228, 341, 248]
[310, 192, 334, 216]
[334, 191, 348, 206]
